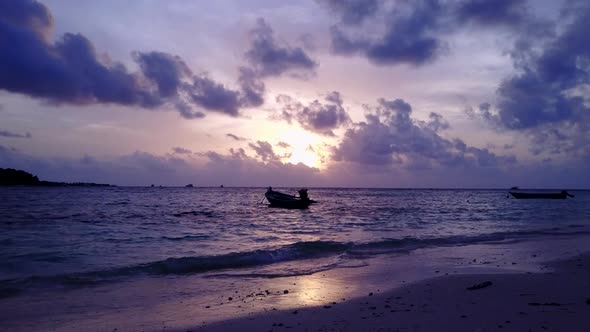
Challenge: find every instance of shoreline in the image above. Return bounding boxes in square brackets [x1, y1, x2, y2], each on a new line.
[190, 252, 590, 332]
[2, 236, 590, 332]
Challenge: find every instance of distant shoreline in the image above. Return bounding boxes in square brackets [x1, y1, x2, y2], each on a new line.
[2, 168, 589, 189]
[0, 168, 113, 187]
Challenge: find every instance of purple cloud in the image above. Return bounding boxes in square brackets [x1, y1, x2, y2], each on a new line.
[275, 92, 350, 136]
[468, 2, 590, 158]
[333, 98, 516, 170]
[226, 133, 246, 141]
[316, 0, 379, 25]
[248, 141, 280, 162]
[455, 0, 528, 26]
[277, 141, 291, 148]
[329, 0, 446, 66]
[245, 18, 318, 77]
[0, 0, 259, 119]
[133, 51, 190, 98]
[237, 67, 265, 108]
[172, 147, 192, 154]
[0, 130, 31, 138]
[326, 0, 539, 66]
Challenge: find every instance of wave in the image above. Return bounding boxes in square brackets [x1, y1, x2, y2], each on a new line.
[3, 226, 589, 293]
[172, 210, 220, 218]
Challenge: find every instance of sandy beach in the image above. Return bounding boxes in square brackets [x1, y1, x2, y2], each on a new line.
[2, 236, 590, 332]
[193, 252, 590, 332]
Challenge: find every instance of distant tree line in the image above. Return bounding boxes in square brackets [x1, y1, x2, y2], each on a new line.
[0, 168, 112, 187]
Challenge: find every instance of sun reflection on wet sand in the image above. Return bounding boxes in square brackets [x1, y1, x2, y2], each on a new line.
[293, 274, 353, 306]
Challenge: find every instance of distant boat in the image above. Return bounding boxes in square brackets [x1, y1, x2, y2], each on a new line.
[509, 188, 574, 199]
[264, 187, 313, 209]
[185, 184, 194, 188]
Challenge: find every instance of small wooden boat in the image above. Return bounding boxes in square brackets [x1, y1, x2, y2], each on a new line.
[509, 188, 574, 199]
[264, 187, 313, 209]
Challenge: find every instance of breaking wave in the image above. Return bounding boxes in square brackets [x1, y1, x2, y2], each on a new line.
[2, 226, 588, 295]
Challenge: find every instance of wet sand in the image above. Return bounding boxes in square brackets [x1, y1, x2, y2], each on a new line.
[2, 237, 590, 332]
[192, 253, 590, 332]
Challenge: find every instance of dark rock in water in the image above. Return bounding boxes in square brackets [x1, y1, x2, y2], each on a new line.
[185, 184, 194, 188]
[466, 281, 493, 290]
[283, 290, 289, 294]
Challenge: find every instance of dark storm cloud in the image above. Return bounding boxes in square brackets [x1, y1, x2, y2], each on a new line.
[316, 0, 380, 25]
[244, 18, 318, 77]
[226, 133, 246, 141]
[469, 2, 590, 157]
[0, 130, 31, 138]
[333, 98, 515, 169]
[0, 0, 260, 119]
[172, 147, 192, 154]
[276, 92, 350, 136]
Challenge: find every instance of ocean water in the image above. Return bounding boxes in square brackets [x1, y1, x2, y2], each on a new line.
[1, 187, 589, 297]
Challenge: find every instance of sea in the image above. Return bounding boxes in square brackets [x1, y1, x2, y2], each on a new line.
[1, 187, 590, 330]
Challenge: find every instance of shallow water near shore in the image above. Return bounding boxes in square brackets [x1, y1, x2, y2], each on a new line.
[1, 187, 589, 331]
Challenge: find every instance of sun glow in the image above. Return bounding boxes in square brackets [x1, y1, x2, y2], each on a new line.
[278, 129, 324, 168]
[289, 147, 319, 168]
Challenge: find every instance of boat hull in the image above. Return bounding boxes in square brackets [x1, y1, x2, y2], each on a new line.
[509, 191, 569, 199]
[265, 192, 311, 209]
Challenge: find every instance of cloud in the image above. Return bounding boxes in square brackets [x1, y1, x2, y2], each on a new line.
[277, 141, 291, 148]
[3, 142, 589, 188]
[237, 67, 265, 108]
[275, 91, 350, 136]
[329, 0, 447, 66]
[325, 0, 540, 66]
[226, 133, 246, 141]
[172, 147, 192, 154]
[316, 0, 380, 25]
[0, 130, 31, 138]
[185, 75, 242, 117]
[0, 144, 325, 187]
[248, 141, 281, 162]
[468, 2, 590, 158]
[244, 18, 318, 78]
[133, 51, 190, 98]
[0, 0, 259, 119]
[455, 0, 528, 26]
[0, 0, 52, 38]
[332, 98, 516, 171]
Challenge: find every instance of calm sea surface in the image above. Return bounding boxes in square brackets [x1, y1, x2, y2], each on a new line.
[1, 187, 589, 295]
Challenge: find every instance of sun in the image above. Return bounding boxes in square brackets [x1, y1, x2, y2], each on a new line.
[276, 128, 324, 168]
[289, 147, 319, 168]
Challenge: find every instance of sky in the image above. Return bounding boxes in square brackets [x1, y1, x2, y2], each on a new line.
[0, 0, 589, 188]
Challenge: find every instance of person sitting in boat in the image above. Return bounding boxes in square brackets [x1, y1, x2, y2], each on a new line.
[298, 189, 309, 201]
[267, 186, 273, 193]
